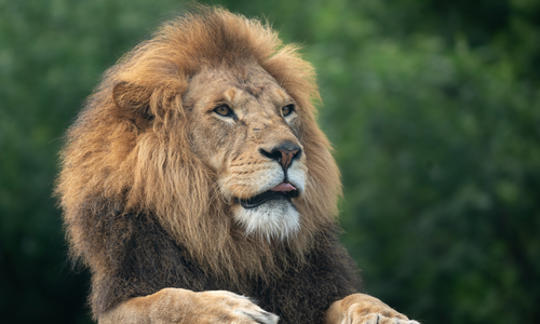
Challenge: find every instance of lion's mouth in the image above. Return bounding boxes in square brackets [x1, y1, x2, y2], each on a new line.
[236, 182, 299, 209]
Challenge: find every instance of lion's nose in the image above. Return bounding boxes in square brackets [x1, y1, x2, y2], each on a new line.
[259, 141, 302, 169]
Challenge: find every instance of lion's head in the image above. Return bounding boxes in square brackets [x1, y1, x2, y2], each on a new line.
[57, 7, 341, 280]
[184, 63, 309, 240]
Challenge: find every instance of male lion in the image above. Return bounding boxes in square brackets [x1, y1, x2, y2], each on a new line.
[56, 7, 419, 324]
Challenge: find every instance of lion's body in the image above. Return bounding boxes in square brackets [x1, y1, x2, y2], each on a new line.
[74, 195, 357, 323]
[56, 7, 416, 324]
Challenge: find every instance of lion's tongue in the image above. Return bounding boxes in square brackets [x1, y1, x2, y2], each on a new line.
[271, 183, 296, 192]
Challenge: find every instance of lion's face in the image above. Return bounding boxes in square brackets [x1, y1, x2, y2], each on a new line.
[184, 63, 307, 240]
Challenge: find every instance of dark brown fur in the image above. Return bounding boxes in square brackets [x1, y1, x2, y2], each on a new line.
[77, 196, 358, 323]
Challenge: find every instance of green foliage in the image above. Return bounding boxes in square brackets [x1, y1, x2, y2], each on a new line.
[1, 0, 538, 323]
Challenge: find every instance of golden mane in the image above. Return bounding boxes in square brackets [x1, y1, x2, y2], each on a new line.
[56, 7, 341, 282]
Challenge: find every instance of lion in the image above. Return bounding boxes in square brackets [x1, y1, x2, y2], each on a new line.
[56, 7, 419, 324]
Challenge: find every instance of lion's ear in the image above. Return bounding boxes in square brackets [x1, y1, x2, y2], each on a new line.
[112, 81, 154, 128]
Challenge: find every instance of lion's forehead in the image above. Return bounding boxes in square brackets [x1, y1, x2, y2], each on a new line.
[187, 65, 290, 110]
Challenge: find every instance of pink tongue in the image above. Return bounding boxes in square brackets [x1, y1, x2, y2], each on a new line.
[271, 183, 297, 192]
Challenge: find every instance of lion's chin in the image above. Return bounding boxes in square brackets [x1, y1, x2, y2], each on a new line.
[232, 199, 300, 241]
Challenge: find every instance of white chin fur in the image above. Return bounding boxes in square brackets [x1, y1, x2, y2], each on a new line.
[233, 199, 300, 241]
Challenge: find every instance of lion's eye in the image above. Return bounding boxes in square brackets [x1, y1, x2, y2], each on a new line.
[213, 104, 234, 118]
[281, 104, 295, 117]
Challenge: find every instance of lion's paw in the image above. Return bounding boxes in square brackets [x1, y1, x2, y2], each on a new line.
[360, 313, 420, 324]
[100, 288, 278, 324]
[193, 290, 279, 324]
[326, 293, 420, 324]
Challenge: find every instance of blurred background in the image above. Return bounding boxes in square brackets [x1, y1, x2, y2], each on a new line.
[1, 0, 539, 323]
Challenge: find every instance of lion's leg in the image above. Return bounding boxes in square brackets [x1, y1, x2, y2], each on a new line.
[325, 293, 420, 324]
[99, 288, 279, 324]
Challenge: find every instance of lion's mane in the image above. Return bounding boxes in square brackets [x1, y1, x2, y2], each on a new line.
[56, 7, 343, 313]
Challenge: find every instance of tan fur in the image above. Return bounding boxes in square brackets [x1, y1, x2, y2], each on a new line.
[100, 288, 278, 324]
[326, 294, 413, 324]
[56, 7, 340, 285]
